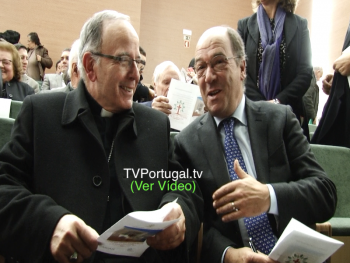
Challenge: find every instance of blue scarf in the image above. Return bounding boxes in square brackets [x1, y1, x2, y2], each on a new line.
[257, 5, 286, 100]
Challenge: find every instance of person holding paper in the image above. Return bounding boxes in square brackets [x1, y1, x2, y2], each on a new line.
[147, 61, 182, 115]
[174, 26, 337, 263]
[0, 10, 203, 263]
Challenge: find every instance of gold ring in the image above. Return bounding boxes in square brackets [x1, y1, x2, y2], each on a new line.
[231, 202, 238, 212]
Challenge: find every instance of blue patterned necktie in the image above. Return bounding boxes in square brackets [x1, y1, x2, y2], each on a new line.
[223, 117, 277, 255]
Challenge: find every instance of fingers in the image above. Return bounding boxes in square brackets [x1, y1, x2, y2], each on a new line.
[50, 215, 98, 263]
[147, 204, 186, 250]
[152, 96, 172, 115]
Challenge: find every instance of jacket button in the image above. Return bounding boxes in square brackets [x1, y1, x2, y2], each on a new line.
[8, 94, 13, 98]
[92, 175, 102, 187]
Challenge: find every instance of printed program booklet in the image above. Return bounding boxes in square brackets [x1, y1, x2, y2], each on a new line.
[97, 199, 179, 257]
[167, 79, 204, 131]
[269, 218, 343, 263]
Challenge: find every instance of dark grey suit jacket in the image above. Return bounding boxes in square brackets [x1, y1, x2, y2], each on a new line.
[174, 97, 337, 263]
[237, 12, 312, 118]
[0, 80, 203, 262]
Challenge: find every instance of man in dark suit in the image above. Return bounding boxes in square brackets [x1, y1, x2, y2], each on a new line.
[311, 19, 350, 147]
[174, 26, 336, 263]
[0, 10, 202, 263]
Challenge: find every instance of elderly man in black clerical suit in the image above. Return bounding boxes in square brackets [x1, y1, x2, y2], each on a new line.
[174, 26, 336, 263]
[0, 10, 202, 263]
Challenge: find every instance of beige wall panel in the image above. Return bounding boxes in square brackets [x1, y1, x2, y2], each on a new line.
[139, 0, 253, 84]
[0, 0, 141, 73]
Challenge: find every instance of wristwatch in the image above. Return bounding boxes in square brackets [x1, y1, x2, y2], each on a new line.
[273, 98, 280, 104]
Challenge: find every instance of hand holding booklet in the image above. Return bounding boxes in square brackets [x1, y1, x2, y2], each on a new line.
[97, 199, 180, 257]
[167, 79, 205, 131]
[269, 218, 343, 263]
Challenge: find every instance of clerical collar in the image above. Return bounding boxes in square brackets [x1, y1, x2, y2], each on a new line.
[101, 108, 114, 117]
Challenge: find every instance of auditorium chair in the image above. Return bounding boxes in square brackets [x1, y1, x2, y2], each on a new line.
[310, 144, 350, 262]
[9, 100, 23, 119]
[0, 117, 15, 149]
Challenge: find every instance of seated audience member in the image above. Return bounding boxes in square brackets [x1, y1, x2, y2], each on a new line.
[26, 32, 53, 81]
[41, 48, 70, 91]
[0, 10, 202, 263]
[15, 43, 40, 93]
[55, 60, 62, 74]
[133, 46, 154, 102]
[311, 19, 350, 147]
[0, 41, 34, 101]
[174, 26, 337, 263]
[43, 40, 80, 93]
[148, 61, 182, 115]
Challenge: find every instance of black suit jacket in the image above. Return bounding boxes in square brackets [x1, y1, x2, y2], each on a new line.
[237, 12, 312, 118]
[174, 98, 336, 263]
[0, 80, 203, 262]
[311, 19, 350, 147]
[2, 79, 34, 101]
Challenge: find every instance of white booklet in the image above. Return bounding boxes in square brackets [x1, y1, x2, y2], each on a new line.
[97, 199, 179, 257]
[269, 218, 343, 263]
[167, 79, 204, 131]
[0, 98, 11, 118]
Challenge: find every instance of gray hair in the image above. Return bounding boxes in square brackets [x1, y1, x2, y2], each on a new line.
[153, 61, 182, 84]
[78, 10, 130, 80]
[225, 26, 246, 66]
[68, 39, 80, 78]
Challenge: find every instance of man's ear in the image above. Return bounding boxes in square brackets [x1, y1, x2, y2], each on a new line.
[240, 60, 246, 80]
[82, 52, 97, 82]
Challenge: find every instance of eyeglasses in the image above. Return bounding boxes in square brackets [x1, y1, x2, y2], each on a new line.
[0, 59, 12, 67]
[91, 52, 142, 70]
[195, 55, 240, 78]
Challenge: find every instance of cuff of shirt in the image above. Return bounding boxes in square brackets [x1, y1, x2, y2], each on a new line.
[267, 184, 279, 215]
[221, 246, 231, 263]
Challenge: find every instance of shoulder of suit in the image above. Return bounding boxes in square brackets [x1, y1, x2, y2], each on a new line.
[133, 102, 167, 120]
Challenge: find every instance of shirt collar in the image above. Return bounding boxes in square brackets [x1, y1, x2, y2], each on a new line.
[213, 95, 247, 127]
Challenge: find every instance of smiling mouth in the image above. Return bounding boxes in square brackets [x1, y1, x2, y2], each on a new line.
[208, 90, 220, 96]
[121, 86, 133, 92]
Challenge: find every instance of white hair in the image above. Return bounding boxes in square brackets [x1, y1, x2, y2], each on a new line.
[153, 61, 182, 84]
[67, 39, 80, 78]
[78, 10, 130, 80]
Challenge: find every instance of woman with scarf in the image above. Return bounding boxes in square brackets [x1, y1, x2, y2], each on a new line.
[238, 0, 312, 122]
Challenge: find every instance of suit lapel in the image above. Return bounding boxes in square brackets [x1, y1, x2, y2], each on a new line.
[198, 114, 231, 188]
[247, 14, 260, 46]
[245, 99, 269, 183]
[62, 80, 103, 146]
[284, 13, 297, 48]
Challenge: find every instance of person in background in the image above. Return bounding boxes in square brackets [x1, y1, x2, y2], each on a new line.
[43, 40, 80, 93]
[0, 30, 20, 44]
[0, 10, 202, 262]
[55, 60, 62, 74]
[238, 0, 312, 123]
[41, 48, 70, 91]
[148, 61, 182, 115]
[14, 43, 40, 94]
[311, 18, 350, 147]
[174, 25, 336, 263]
[26, 32, 53, 82]
[0, 41, 34, 101]
[133, 46, 154, 102]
